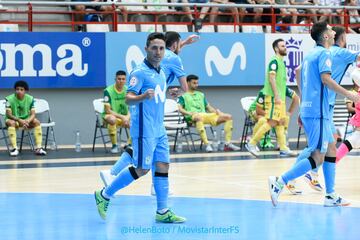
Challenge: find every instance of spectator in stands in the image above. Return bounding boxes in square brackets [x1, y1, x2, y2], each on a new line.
[5, 81, 47, 157]
[347, 0, 360, 24]
[275, 0, 298, 24]
[178, 74, 240, 152]
[179, 0, 215, 30]
[71, 0, 113, 31]
[103, 70, 131, 154]
[275, 15, 292, 33]
[209, 0, 240, 25]
[314, 0, 334, 23]
[229, 0, 264, 23]
[289, 0, 318, 24]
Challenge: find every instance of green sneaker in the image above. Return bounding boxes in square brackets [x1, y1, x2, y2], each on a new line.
[155, 209, 186, 223]
[94, 189, 110, 220]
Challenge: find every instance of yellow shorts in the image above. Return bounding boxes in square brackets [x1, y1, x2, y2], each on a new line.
[103, 114, 127, 127]
[264, 96, 286, 122]
[192, 112, 219, 126]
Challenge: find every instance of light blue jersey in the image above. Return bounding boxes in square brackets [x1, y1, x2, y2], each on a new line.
[328, 45, 359, 106]
[162, 49, 186, 85]
[127, 59, 167, 138]
[300, 45, 332, 119]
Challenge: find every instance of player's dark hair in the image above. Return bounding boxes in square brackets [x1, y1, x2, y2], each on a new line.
[333, 26, 345, 44]
[14, 80, 29, 91]
[272, 38, 284, 52]
[311, 21, 328, 44]
[165, 31, 181, 48]
[116, 70, 126, 76]
[187, 74, 199, 82]
[146, 32, 166, 47]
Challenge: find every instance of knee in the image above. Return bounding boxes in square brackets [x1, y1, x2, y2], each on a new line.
[32, 119, 40, 126]
[6, 120, 16, 127]
[155, 162, 169, 173]
[134, 167, 149, 177]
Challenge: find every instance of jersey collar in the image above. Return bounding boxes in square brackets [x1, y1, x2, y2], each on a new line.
[144, 58, 161, 74]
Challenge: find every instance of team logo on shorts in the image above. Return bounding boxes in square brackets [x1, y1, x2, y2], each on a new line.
[129, 77, 137, 87]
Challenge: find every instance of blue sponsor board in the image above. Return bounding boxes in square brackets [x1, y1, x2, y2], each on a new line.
[106, 32, 265, 86]
[0, 32, 106, 88]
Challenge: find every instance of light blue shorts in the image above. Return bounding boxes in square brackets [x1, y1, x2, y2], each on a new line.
[132, 134, 170, 170]
[301, 117, 334, 154]
[328, 105, 337, 134]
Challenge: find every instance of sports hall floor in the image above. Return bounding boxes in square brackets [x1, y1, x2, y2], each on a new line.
[1, 141, 360, 240]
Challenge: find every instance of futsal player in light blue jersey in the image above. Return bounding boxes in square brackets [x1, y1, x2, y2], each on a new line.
[95, 32, 186, 223]
[288, 26, 360, 195]
[294, 26, 360, 194]
[268, 21, 360, 207]
[99, 32, 199, 190]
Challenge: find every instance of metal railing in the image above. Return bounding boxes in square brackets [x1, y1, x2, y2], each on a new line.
[0, 1, 359, 32]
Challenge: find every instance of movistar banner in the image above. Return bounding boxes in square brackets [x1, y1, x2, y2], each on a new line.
[0, 32, 105, 88]
[106, 32, 265, 86]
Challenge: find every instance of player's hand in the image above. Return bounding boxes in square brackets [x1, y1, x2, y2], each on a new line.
[144, 89, 155, 99]
[182, 35, 200, 46]
[275, 97, 282, 105]
[348, 91, 360, 105]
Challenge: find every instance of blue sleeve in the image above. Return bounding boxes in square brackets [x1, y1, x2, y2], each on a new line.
[339, 49, 359, 65]
[318, 50, 332, 75]
[168, 55, 186, 84]
[127, 70, 144, 94]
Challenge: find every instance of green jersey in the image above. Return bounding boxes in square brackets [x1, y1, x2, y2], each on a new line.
[262, 56, 287, 101]
[5, 93, 34, 120]
[102, 84, 128, 118]
[178, 91, 208, 122]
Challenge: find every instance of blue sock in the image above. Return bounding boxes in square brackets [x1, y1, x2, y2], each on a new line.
[282, 158, 315, 184]
[153, 172, 169, 211]
[323, 157, 336, 194]
[110, 151, 133, 176]
[105, 167, 138, 197]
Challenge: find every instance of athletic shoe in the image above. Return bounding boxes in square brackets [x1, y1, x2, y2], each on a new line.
[151, 183, 174, 196]
[286, 180, 302, 195]
[205, 144, 213, 153]
[110, 145, 119, 154]
[324, 192, 350, 207]
[224, 143, 240, 151]
[100, 170, 116, 187]
[268, 176, 284, 207]
[35, 148, 47, 156]
[155, 209, 186, 223]
[279, 149, 297, 157]
[304, 172, 323, 191]
[94, 189, 110, 220]
[10, 148, 19, 157]
[245, 142, 259, 157]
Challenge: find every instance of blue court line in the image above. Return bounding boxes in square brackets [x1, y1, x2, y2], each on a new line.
[0, 193, 358, 240]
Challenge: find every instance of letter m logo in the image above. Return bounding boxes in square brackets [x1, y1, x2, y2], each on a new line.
[204, 42, 247, 77]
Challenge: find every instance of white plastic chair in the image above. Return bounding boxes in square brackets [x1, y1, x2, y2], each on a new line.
[34, 98, 57, 150]
[164, 99, 195, 152]
[86, 24, 110, 32]
[117, 23, 137, 32]
[240, 96, 257, 149]
[92, 98, 129, 152]
[139, 24, 163, 33]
